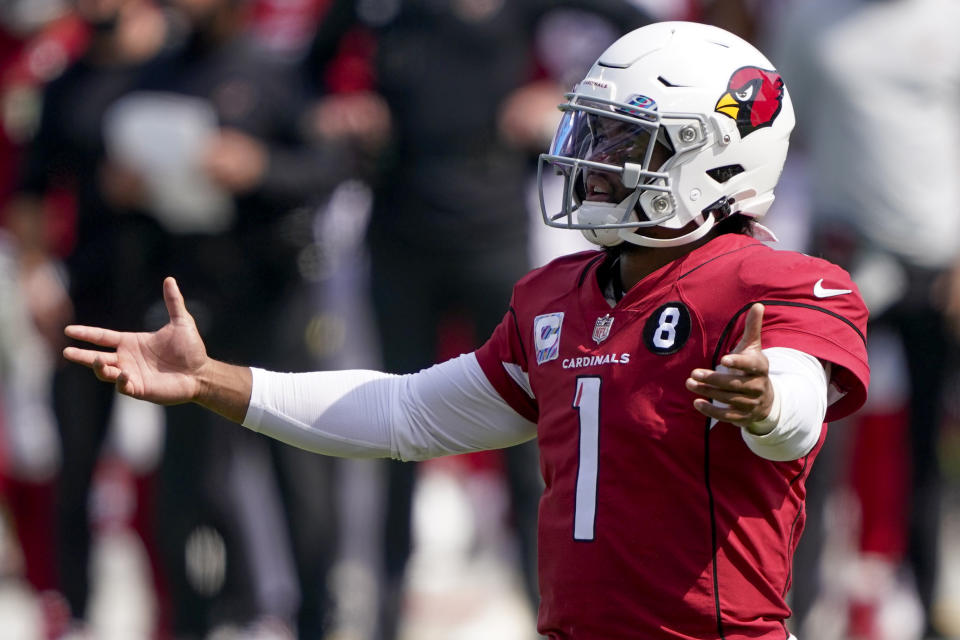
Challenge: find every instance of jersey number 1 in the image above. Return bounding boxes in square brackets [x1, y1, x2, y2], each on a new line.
[573, 377, 601, 541]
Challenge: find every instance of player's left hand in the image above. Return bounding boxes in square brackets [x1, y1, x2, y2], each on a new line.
[685, 303, 775, 432]
[62, 277, 209, 405]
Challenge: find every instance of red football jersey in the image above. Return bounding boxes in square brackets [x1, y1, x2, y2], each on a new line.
[475, 233, 869, 640]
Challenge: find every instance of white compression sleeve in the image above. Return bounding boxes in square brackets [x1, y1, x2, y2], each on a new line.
[739, 347, 830, 462]
[242, 353, 537, 461]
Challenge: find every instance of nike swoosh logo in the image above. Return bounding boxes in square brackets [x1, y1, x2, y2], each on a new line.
[814, 278, 852, 298]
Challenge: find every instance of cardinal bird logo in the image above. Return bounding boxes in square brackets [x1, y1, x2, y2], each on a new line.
[715, 66, 785, 137]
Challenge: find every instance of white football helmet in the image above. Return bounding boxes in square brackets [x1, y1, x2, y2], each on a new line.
[538, 21, 795, 248]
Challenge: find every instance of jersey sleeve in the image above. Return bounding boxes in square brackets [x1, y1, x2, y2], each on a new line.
[474, 302, 539, 424]
[242, 353, 537, 461]
[724, 258, 869, 422]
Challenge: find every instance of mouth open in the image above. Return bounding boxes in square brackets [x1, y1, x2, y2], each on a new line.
[585, 173, 618, 202]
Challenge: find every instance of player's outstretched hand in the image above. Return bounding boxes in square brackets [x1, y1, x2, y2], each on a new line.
[62, 277, 208, 405]
[685, 303, 775, 433]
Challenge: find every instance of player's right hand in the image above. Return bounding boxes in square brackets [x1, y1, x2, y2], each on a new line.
[685, 303, 775, 433]
[62, 277, 209, 405]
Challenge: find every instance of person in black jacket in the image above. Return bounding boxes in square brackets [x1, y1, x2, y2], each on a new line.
[12, 0, 366, 635]
[6, 1, 171, 634]
[111, 0, 370, 635]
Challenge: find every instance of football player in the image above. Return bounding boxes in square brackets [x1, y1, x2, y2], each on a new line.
[63, 21, 869, 640]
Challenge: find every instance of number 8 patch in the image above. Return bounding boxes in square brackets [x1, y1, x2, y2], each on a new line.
[642, 302, 691, 355]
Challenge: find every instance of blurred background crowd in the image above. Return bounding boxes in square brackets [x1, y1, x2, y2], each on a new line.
[0, 0, 958, 639]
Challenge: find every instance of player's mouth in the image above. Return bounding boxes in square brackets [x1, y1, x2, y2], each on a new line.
[585, 174, 619, 202]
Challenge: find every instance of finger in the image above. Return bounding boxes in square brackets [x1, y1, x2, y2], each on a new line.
[732, 303, 764, 353]
[63, 346, 119, 368]
[64, 325, 124, 348]
[163, 277, 189, 322]
[92, 356, 122, 383]
[116, 370, 139, 397]
[717, 351, 769, 376]
[690, 368, 765, 391]
[686, 377, 764, 403]
[693, 398, 752, 424]
[686, 379, 764, 411]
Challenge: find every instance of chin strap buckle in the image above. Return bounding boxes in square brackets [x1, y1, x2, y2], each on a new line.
[701, 196, 736, 220]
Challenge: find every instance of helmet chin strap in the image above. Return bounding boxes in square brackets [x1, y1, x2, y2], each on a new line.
[618, 213, 717, 248]
[576, 191, 645, 247]
[576, 190, 730, 249]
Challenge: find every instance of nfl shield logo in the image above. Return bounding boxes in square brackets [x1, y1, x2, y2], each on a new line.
[592, 314, 614, 344]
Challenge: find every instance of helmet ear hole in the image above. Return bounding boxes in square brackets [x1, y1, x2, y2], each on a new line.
[706, 164, 745, 183]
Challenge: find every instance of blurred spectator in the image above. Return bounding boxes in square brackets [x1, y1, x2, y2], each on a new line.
[246, 0, 331, 61]
[305, 2, 650, 638]
[4, 0, 171, 635]
[0, 231, 68, 638]
[99, 0, 369, 635]
[7, 0, 363, 635]
[772, 1, 960, 637]
[0, 1, 86, 205]
[0, 5, 88, 638]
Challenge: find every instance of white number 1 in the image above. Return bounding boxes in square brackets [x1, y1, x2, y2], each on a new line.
[573, 377, 601, 541]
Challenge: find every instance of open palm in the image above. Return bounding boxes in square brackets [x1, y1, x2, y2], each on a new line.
[63, 277, 209, 405]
